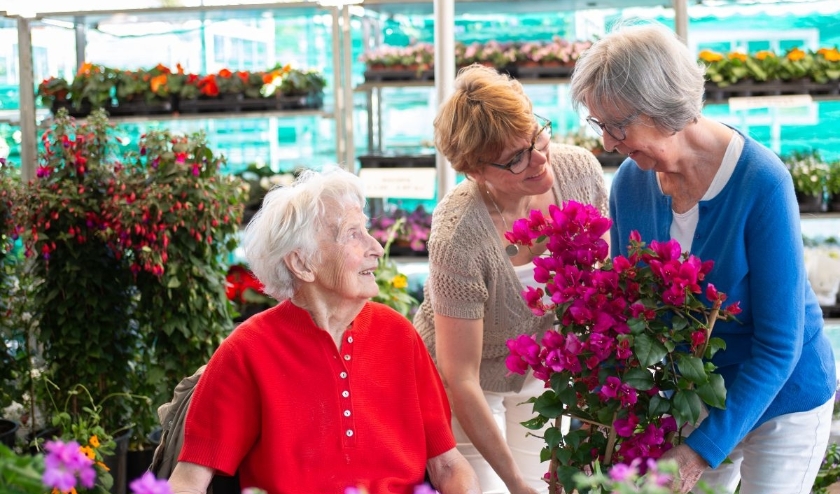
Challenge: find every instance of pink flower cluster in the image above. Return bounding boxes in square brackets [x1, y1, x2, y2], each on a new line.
[504, 200, 741, 470]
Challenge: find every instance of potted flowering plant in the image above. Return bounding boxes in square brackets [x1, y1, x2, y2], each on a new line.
[36, 76, 71, 112]
[371, 218, 420, 318]
[504, 201, 741, 493]
[368, 206, 432, 254]
[784, 149, 829, 212]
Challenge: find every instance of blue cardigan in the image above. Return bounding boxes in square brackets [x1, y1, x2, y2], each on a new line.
[609, 132, 836, 468]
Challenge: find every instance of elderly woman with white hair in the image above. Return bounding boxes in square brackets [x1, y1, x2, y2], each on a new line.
[167, 166, 480, 494]
[570, 21, 836, 494]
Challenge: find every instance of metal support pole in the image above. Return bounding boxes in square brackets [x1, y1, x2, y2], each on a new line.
[330, 7, 345, 167]
[74, 16, 86, 70]
[341, 5, 355, 172]
[17, 17, 36, 183]
[433, 0, 455, 200]
[673, 0, 688, 44]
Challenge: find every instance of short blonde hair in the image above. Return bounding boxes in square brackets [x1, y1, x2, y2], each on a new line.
[434, 64, 534, 174]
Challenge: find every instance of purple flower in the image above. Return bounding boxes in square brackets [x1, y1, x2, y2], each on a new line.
[608, 462, 637, 482]
[414, 483, 439, 494]
[42, 439, 96, 491]
[129, 471, 172, 494]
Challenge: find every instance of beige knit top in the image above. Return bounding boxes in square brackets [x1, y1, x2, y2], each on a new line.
[413, 143, 610, 393]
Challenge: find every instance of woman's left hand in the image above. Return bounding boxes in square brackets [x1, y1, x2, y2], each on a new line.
[659, 444, 708, 493]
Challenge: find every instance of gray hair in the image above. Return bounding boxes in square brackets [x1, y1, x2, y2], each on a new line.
[570, 21, 706, 133]
[242, 165, 366, 302]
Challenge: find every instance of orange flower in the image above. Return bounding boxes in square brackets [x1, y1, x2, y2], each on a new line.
[218, 68, 233, 78]
[727, 52, 747, 62]
[698, 49, 724, 63]
[155, 63, 171, 74]
[79, 444, 95, 460]
[786, 47, 806, 61]
[818, 47, 840, 62]
[237, 70, 250, 82]
[97, 460, 110, 471]
[198, 75, 219, 97]
[176, 63, 186, 75]
[77, 62, 94, 76]
[89, 434, 100, 448]
[151, 74, 168, 93]
[51, 488, 78, 494]
[755, 50, 776, 61]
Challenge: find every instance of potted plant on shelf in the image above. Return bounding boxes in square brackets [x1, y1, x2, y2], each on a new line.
[68, 62, 118, 115]
[113, 64, 175, 115]
[368, 206, 432, 256]
[784, 149, 829, 213]
[36, 76, 71, 114]
[371, 218, 420, 319]
[825, 159, 840, 212]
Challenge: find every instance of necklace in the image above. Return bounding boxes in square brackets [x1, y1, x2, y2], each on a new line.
[484, 187, 520, 257]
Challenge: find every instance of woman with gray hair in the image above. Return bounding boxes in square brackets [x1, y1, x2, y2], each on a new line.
[167, 166, 480, 494]
[570, 22, 835, 494]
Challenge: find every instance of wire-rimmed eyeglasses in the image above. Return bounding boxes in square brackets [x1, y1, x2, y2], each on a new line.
[586, 116, 630, 142]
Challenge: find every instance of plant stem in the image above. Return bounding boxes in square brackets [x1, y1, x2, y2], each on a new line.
[604, 411, 618, 466]
[695, 299, 722, 358]
[549, 417, 559, 494]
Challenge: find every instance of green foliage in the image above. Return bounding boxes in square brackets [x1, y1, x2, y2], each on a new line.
[813, 442, 840, 494]
[127, 127, 247, 443]
[371, 218, 419, 318]
[0, 443, 44, 494]
[69, 63, 118, 109]
[700, 46, 840, 87]
[8, 108, 245, 445]
[783, 149, 831, 197]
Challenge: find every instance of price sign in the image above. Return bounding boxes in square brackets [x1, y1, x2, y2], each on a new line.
[359, 167, 437, 199]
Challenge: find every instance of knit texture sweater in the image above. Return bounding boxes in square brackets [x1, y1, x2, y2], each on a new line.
[180, 300, 456, 494]
[609, 132, 836, 468]
[414, 143, 609, 393]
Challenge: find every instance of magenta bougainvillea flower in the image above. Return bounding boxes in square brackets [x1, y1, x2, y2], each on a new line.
[504, 200, 741, 493]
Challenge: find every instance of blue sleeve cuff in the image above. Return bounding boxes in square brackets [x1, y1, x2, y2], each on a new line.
[684, 428, 728, 469]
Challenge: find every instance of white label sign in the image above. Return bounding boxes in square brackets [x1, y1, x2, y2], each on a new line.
[359, 168, 437, 199]
[728, 94, 813, 110]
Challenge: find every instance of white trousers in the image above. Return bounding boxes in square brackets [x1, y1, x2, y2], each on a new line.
[450, 375, 553, 494]
[690, 396, 833, 494]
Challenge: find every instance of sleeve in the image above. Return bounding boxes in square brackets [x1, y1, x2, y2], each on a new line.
[426, 203, 490, 321]
[686, 171, 806, 468]
[178, 336, 261, 475]
[412, 329, 457, 458]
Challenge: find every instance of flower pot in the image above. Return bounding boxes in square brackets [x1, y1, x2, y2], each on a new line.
[796, 191, 825, 213]
[104, 428, 132, 494]
[0, 418, 19, 448]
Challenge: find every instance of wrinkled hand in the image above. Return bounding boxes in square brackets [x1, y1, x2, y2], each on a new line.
[660, 444, 708, 493]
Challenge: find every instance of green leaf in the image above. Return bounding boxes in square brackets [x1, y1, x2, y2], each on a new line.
[672, 389, 703, 426]
[696, 374, 727, 410]
[521, 415, 549, 431]
[676, 354, 709, 385]
[634, 333, 668, 367]
[544, 426, 563, 449]
[623, 367, 655, 391]
[648, 393, 671, 417]
[534, 391, 565, 419]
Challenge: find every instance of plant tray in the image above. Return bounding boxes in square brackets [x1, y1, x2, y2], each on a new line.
[358, 154, 435, 168]
[515, 64, 575, 80]
[704, 80, 840, 102]
[107, 99, 173, 116]
[176, 97, 242, 114]
[363, 69, 435, 82]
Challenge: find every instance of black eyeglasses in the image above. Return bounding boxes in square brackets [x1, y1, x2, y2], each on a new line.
[586, 116, 630, 142]
[485, 115, 553, 174]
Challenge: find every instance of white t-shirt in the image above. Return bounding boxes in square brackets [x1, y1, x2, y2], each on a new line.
[667, 133, 744, 253]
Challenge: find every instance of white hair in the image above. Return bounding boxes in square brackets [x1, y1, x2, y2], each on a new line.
[570, 20, 706, 133]
[242, 165, 366, 302]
